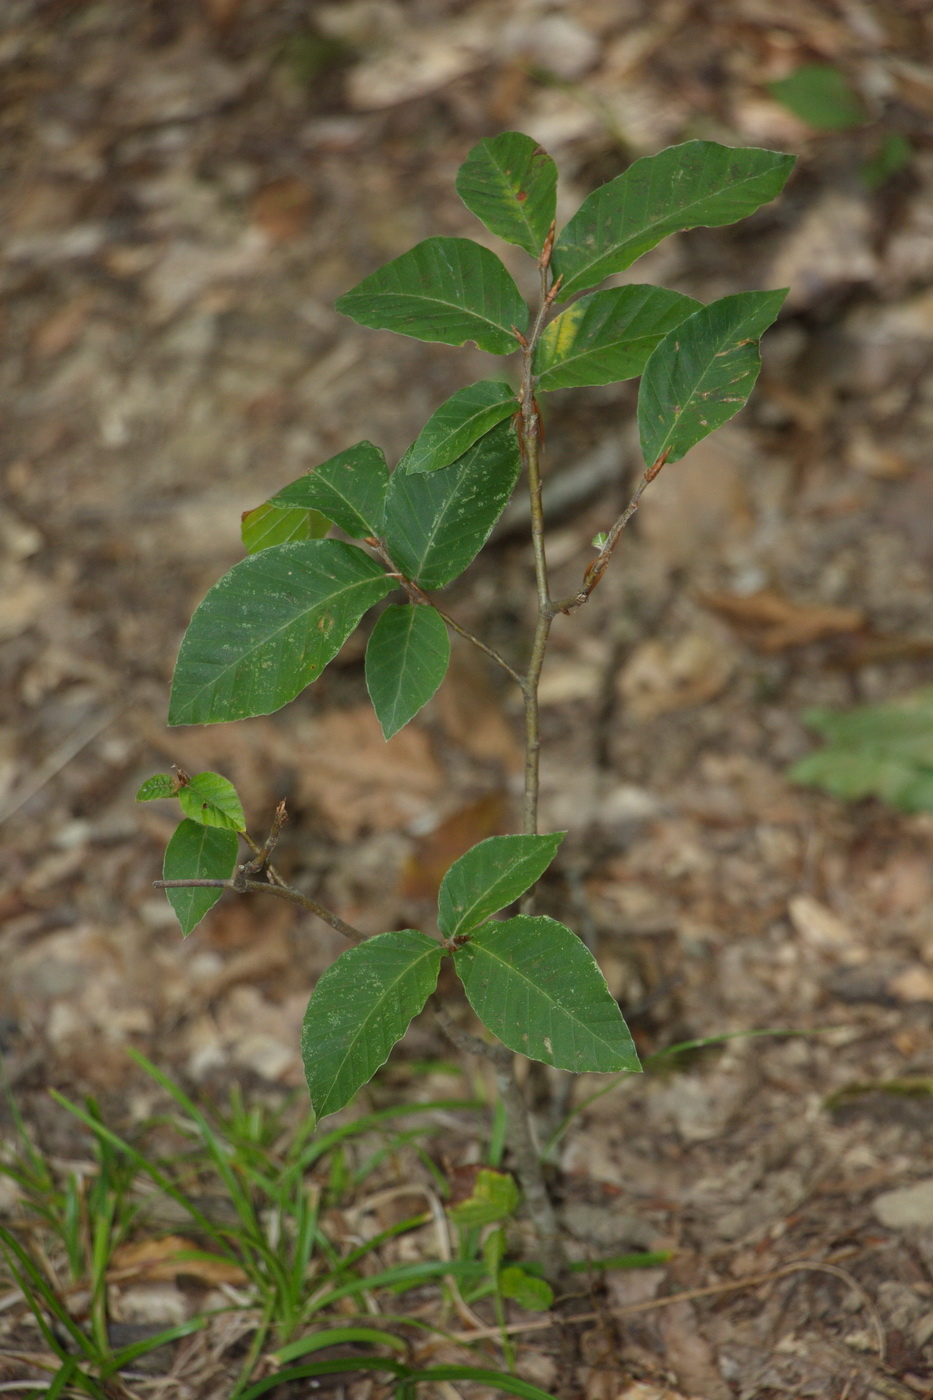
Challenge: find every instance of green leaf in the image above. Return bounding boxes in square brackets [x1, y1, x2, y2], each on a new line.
[638, 289, 788, 466]
[365, 604, 450, 740]
[789, 690, 933, 813]
[498, 1265, 554, 1311]
[438, 833, 564, 940]
[453, 916, 640, 1073]
[176, 771, 245, 831]
[448, 1168, 519, 1227]
[301, 930, 443, 1119]
[397, 382, 517, 475]
[552, 142, 796, 300]
[769, 64, 866, 131]
[455, 131, 557, 258]
[169, 540, 392, 726]
[862, 133, 912, 190]
[534, 285, 701, 390]
[241, 501, 330, 554]
[136, 775, 175, 802]
[383, 418, 521, 589]
[271, 442, 389, 539]
[163, 820, 238, 937]
[336, 237, 527, 355]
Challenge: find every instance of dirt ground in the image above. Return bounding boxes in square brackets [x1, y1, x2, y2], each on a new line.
[4, 1, 933, 1396]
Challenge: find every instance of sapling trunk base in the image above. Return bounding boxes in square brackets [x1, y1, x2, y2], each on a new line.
[143, 132, 794, 1287]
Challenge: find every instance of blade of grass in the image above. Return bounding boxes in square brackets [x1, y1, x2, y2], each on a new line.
[275, 1326, 407, 1364]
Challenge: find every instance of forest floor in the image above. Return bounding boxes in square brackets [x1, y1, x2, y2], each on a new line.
[3, 1, 933, 1396]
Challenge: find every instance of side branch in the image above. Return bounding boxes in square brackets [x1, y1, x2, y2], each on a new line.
[367, 539, 523, 688]
[551, 451, 669, 615]
[154, 872, 365, 943]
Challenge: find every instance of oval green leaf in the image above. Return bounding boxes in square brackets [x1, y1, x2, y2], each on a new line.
[453, 916, 640, 1073]
[365, 604, 450, 740]
[383, 418, 521, 590]
[177, 771, 245, 831]
[552, 142, 796, 300]
[438, 833, 564, 940]
[397, 382, 517, 475]
[136, 774, 175, 802]
[448, 1168, 519, 1227]
[335, 237, 527, 355]
[498, 1265, 554, 1311]
[534, 285, 701, 391]
[271, 442, 389, 539]
[169, 539, 392, 726]
[769, 64, 866, 131]
[301, 930, 443, 1119]
[455, 131, 557, 258]
[163, 820, 238, 937]
[637, 288, 788, 467]
[241, 501, 330, 554]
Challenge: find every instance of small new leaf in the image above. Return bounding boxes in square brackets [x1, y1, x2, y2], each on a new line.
[448, 1169, 519, 1227]
[453, 916, 640, 1073]
[336, 237, 527, 355]
[136, 775, 175, 802]
[552, 142, 796, 300]
[383, 418, 521, 590]
[301, 930, 442, 1119]
[638, 289, 788, 466]
[163, 820, 238, 937]
[169, 540, 392, 726]
[271, 442, 389, 539]
[365, 604, 450, 740]
[455, 131, 557, 258]
[397, 382, 518, 475]
[176, 771, 245, 832]
[438, 833, 564, 940]
[534, 285, 701, 391]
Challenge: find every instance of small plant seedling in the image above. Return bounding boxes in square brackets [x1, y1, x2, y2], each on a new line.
[140, 131, 795, 1281]
[791, 688, 933, 812]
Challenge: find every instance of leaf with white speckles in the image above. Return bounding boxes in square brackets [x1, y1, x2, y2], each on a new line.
[638, 289, 788, 466]
[302, 929, 442, 1118]
[453, 916, 640, 1073]
[169, 540, 392, 726]
[383, 419, 521, 589]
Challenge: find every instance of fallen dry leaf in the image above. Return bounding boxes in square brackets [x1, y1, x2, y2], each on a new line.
[617, 628, 737, 721]
[110, 1235, 247, 1286]
[398, 791, 510, 902]
[699, 589, 864, 650]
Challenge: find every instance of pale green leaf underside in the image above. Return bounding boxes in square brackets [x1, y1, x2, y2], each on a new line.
[453, 916, 640, 1073]
[163, 820, 238, 937]
[169, 539, 392, 726]
[241, 501, 330, 554]
[176, 770, 245, 832]
[397, 382, 517, 475]
[438, 832, 564, 940]
[455, 131, 557, 258]
[335, 237, 527, 355]
[552, 141, 796, 300]
[534, 285, 701, 390]
[271, 442, 389, 539]
[136, 774, 174, 802]
[384, 418, 521, 590]
[638, 288, 788, 466]
[365, 604, 450, 740]
[301, 929, 442, 1119]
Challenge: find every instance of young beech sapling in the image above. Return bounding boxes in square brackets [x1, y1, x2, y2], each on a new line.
[139, 132, 795, 1283]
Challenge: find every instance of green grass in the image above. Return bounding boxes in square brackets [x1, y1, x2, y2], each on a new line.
[0, 1054, 563, 1399]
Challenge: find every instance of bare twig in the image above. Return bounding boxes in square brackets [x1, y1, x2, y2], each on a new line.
[433, 1002, 568, 1286]
[154, 872, 365, 943]
[367, 539, 523, 687]
[551, 451, 669, 615]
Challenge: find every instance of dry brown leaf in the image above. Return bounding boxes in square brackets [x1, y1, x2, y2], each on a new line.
[788, 894, 856, 952]
[110, 1235, 247, 1286]
[398, 791, 510, 901]
[251, 178, 314, 243]
[617, 629, 737, 721]
[699, 588, 864, 650]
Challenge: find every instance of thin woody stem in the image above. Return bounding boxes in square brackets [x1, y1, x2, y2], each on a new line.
[368, 540, 523, 687]
[154, 874, 365, 943]
[433, 1002, 568, 1285]
[550, 451, 669, 615]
